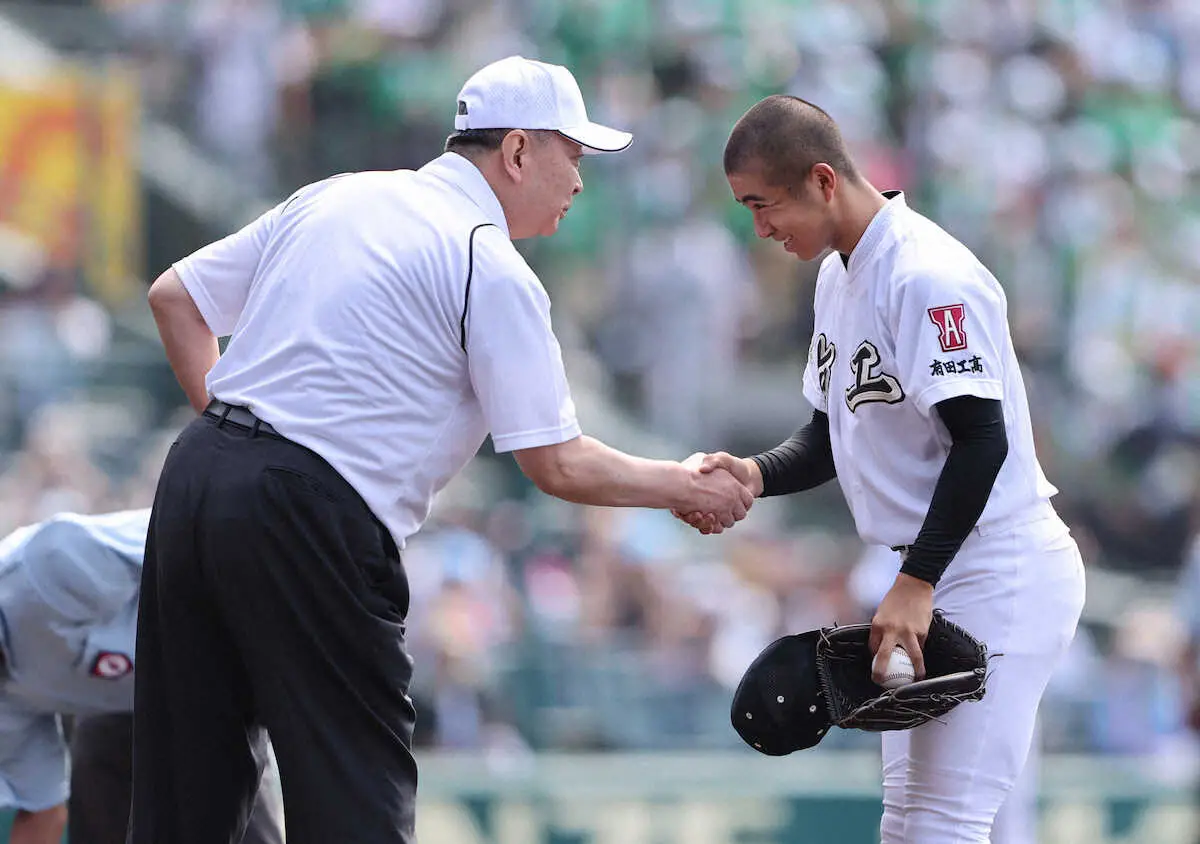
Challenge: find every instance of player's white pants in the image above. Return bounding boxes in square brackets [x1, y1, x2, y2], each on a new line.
[880, 505, 1085, 844]
[989, 717, 1040, 844]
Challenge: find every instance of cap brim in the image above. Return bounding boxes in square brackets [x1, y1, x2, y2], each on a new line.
[558, 122, 633, 154]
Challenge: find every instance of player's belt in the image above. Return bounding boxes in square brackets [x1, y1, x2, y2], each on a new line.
[204, 400, 283, 439]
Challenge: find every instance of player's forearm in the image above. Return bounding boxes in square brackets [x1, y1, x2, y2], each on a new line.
[10, 804, 68, 844]
[516, 435, 699, 510]
[750, 409, 837, 496]
[900, 397, 1008, 586]
[148, 268, 220, 414]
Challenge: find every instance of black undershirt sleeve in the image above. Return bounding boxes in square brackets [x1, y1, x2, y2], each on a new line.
[750, 409, 837, 497]
[898, 396, 1009, 586]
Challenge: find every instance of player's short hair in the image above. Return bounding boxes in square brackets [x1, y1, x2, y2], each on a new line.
[724, 95, 860, 191]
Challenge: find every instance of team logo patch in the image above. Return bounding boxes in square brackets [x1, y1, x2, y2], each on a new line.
[845, 340, 905, 412]
[928, 304, 968, 352]
[90, 652, 132, 679]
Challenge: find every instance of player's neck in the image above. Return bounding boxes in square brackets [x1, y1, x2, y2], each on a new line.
[831, 182, 890, 259]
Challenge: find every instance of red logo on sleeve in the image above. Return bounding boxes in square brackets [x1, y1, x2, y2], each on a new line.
[90, 652, 132, 679]
[928, 305, 968, 352]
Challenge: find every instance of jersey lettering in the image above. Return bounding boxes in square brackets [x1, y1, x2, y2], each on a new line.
[845, 340, 905, 411]
[928, 304, 968, 352]
[814, 333, 836, 396]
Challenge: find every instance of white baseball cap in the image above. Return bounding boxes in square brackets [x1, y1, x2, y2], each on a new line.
[454, 56, 633, 154]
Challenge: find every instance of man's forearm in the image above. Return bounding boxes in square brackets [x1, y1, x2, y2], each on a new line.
[11, 804, 68, 844]
[158, 321, 219, 414]
[517, 435, 698, 510]
[148, 269, 219, 414]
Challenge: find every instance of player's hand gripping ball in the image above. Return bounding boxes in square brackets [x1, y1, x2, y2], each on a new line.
[875, 646, 916, 690]
[729, 611, 990, 752]
[814, 611, 989, 732]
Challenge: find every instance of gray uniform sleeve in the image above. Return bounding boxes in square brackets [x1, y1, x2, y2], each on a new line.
[0, 706, 69, 811]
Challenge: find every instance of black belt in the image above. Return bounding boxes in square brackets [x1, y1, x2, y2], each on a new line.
[204, 400, 282, 438]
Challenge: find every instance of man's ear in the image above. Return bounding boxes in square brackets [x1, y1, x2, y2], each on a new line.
[501, 130, 531, 181]
[812, 163, 837, 202]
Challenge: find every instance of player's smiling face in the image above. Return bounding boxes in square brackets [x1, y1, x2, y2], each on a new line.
[728, 165, 836, 261]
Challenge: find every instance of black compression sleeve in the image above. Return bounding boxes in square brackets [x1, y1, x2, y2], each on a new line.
[749, 410, 837, 497]
[899, 396, 1009, 586]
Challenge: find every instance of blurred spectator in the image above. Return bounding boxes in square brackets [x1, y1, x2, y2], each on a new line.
[187, 0, 291, 193]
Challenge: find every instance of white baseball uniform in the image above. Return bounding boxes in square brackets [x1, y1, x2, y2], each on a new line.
[802, 193, 1085, 843]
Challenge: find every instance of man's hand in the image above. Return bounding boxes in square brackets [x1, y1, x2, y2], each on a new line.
[673, 452, 762, 534]
[869, 573, 934, 683]
[675, 460, 754, 529]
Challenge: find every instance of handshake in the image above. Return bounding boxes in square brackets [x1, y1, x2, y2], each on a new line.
[672, 451, 763, 535]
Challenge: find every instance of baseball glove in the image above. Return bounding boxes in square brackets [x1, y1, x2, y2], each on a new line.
[814, 610, 989, 732]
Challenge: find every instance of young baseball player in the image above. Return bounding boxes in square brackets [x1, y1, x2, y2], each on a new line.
[679, 95, 1086, 842]
[0, 509, 283, 844]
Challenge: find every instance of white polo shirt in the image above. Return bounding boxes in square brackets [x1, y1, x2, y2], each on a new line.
[173, 153, 581, 547]
[801, 193, 1057, 549]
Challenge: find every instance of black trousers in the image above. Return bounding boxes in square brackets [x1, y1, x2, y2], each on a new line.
[129, 411, 417, 844]
[69, 713, 284, 844]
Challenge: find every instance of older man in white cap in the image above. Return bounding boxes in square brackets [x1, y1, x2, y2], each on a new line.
[136, 56, 754, 844]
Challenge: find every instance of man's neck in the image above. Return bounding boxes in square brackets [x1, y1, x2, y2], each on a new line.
[464, 153, 521, 237]
[831, 182, 889, 258]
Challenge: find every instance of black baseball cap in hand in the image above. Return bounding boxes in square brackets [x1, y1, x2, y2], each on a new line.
[731, 630, 832, 755]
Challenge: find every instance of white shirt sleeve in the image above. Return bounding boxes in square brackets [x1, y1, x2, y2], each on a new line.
[890, 269, 1006, 415]
[802, 333, 829, 413]
[801, 262, 837, 413]
[172, 200, 286, 337]
[0, 708, 69, 812]
[465, 234, 581, 453]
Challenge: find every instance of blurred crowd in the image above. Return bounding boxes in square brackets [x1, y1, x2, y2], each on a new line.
[2, 0, 1200, 763]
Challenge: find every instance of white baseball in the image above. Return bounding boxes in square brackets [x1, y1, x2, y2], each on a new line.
[878, 646, 916, 689]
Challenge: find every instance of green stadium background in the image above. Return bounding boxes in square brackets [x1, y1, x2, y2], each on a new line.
[1, 0, 1199, 841]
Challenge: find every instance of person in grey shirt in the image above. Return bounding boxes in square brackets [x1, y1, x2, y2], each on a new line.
[0, 509, 283, 844]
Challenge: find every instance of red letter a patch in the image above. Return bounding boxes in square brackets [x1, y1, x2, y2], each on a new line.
[928, 304, 968, 352]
